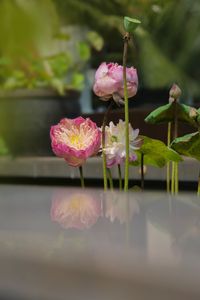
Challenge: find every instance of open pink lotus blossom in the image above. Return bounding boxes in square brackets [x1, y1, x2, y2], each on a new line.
[51, 191, 102, 229]
[103, 120, 142, 168]
[50, 117, 101, 167]
[93, 62, 138, 101]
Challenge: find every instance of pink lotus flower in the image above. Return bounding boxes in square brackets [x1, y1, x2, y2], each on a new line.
[93, 62, 138, 101]
[103, 120, 142, 168]
[51, 191, 102, 229]
[50, 117, 101, 167]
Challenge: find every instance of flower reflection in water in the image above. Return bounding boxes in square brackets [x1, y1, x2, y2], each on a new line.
[104, 192, 140, 224]
[51, 190, 102, 230]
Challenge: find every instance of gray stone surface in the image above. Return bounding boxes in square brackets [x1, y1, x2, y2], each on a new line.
[0, 156, 198, 181]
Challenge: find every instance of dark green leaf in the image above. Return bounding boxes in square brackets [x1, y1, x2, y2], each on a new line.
[145, 102, 199, 128]
[130, 136, 182, 168]
[171, 132, 200, 160]
[123, 16, 141, 33]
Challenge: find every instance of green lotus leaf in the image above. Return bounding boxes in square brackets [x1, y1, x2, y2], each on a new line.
[171, 132, 200, 161]
[130, 136, 182, 168]
[145, 102, 199, 128]
[123, 16, 141, 33]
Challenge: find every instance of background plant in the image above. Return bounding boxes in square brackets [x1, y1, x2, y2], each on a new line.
[0, 0, 103, 94]
[54, 0, 200, 101]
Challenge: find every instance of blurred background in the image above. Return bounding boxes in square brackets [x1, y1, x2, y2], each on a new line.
[0, 0, 200, 156]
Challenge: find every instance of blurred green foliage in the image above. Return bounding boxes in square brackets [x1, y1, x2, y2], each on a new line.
[54, 0, 200, 100]
[0, 0, 59, 57]
[0, 0, 103, 94]
[0, 137, 9, 156]
[0, 0, 199, 99]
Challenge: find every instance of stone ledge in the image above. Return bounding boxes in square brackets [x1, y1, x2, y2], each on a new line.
[0, 156, 198, 181]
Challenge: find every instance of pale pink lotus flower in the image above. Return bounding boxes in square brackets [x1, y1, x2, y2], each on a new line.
[104, 192, 140, 224]
[93, 62, 138, 102]
[51, 191, 102, 230]
[102, 119, 142, 168]
[50, 117, 101, 167]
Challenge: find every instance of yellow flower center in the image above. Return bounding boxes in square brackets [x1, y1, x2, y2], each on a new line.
[70, 135, 82, 147]
[69, 196, 81, 211]
[58, 121, 95, 150]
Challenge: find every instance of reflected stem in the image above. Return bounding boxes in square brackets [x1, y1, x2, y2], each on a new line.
[79, 166, 85, 188]
[175, 162, 178, 194]
[198, 168, 200, 197]
[141, 153, 144, 190]
[107, 168, 114, 190]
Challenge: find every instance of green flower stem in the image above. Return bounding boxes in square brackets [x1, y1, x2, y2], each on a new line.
[198, 169, 200, 197]
[167, 122, 171, 193]
[107, 168, 114, 190]
[79, 166, 85, 188]
[166, 161, 171, 193]
[141, 153, 144, 190]
[102, 101, 114, 191]
[174, 100, 178, 139]
[102, 152, 108, 191]
[171, 99, 179, 194]
[118, 164, 122, 190]
[123, 32, 130, 191]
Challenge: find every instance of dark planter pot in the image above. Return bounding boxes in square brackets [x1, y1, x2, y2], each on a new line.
[0, 89, 81, 156]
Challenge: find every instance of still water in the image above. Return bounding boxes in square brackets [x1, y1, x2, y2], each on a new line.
[0, 185, 200, 299]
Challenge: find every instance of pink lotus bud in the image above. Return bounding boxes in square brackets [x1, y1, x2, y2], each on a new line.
[50, 117, 101, 167]
[93, 62, 138, 101]
[169, 83, 182, 101]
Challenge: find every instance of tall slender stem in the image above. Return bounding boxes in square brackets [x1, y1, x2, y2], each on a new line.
[167, 122, 171, 193]
[174, 100, 178, 139]
[141, 153, 144, 190]
[118, 164, 122, 190]
[123, 32, 130, 191]
[102, 101, 114, 191]
[79, 166, 85, 188]
[107, 168, 114, 190]
[175, 163, 178, 194]
[102, 151, 107, 191]
[171, 100, 179, 194]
